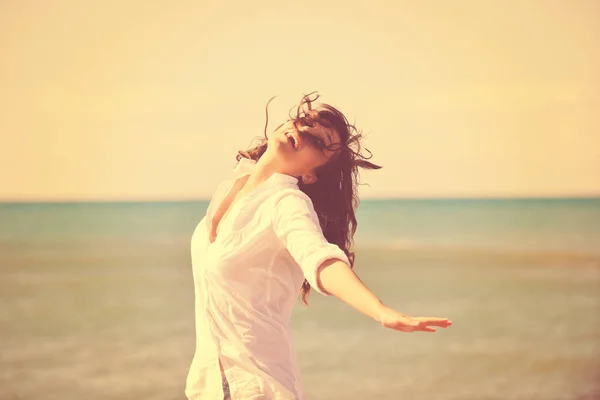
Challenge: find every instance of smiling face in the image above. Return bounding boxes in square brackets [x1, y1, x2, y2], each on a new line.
[268, 119, 342, 184]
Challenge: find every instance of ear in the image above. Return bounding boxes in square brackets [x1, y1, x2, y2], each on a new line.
[301, 174, 318, 185]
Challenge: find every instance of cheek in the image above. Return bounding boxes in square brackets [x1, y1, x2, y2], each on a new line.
[303, 150, 327, 169]
[287, 150, 312, 167]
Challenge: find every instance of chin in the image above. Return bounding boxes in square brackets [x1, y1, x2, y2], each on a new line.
[275, 138, 294, 152]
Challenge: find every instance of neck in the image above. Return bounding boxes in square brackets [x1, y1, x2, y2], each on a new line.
[243, 152, 283, 193]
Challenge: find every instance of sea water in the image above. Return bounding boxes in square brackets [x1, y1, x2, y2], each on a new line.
[1, 199, 599, 399]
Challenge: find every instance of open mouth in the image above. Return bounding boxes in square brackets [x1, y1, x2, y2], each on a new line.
[286, 134, 297, 150]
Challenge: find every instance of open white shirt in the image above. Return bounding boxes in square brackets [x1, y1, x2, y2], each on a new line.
[185, 157, 351, 400]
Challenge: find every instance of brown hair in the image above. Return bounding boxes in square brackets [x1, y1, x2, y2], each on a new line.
[237, 92, 382, 305]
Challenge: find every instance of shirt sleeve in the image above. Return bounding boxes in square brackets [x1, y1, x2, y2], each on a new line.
[272, 191, 351, 296]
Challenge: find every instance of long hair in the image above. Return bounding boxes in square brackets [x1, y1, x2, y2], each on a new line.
[236, 92, 382, 305]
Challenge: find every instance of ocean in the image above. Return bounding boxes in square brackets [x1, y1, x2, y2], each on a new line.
[1, 198, 599, 400]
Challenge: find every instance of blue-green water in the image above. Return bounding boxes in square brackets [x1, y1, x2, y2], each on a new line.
[3, 198, 600, 256]
[1, 199, 599, 399]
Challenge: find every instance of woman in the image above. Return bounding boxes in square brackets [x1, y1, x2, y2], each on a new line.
[185, 93, 452, 400]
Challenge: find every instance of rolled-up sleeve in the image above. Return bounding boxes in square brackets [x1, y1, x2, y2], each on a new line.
[272, 192, 351, 296]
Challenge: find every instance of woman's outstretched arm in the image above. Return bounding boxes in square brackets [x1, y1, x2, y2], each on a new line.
[317, 259, 453, 333]
[272, 192, 452, 332]
[317, 258, 386, 319]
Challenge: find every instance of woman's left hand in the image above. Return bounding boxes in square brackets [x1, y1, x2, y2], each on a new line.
[375, 306, 453, 333]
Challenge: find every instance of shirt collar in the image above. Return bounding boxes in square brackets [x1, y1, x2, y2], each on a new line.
[234, 157, 299, 188]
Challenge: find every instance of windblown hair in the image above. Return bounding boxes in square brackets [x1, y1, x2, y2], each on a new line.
[236, 92, 382, 305]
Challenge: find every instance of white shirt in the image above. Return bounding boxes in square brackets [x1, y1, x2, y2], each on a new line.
[185, 157, 351, 400]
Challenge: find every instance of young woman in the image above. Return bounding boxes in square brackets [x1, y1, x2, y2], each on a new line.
[185, 93, 452, 400]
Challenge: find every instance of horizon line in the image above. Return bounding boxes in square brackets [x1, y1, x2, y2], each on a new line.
[1, 195, 599, 204]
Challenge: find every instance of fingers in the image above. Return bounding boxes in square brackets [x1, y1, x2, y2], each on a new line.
[417, 317, 453, 327]
[382, 314, 453, 333]
[413, 317, 453, 332]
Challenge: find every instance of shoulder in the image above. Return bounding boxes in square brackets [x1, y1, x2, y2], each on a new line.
[271, 188, 314, 211]
[268, 188, 320, 228]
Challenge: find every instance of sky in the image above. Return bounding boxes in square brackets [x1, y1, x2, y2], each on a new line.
[1, 0, 598, 201]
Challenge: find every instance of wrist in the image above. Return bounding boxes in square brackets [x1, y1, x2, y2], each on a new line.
[372, 303, 390, 323]
[374, 305, 411, 324]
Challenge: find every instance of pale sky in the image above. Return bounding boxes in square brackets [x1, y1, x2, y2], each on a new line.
[1, 0, 598, 201]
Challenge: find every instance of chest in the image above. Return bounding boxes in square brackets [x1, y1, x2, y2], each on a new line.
[196, 186, 282, 267]
[208, 175, 250, 244]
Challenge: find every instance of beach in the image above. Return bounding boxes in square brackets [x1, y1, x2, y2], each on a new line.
[1, 199, 599, 400]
